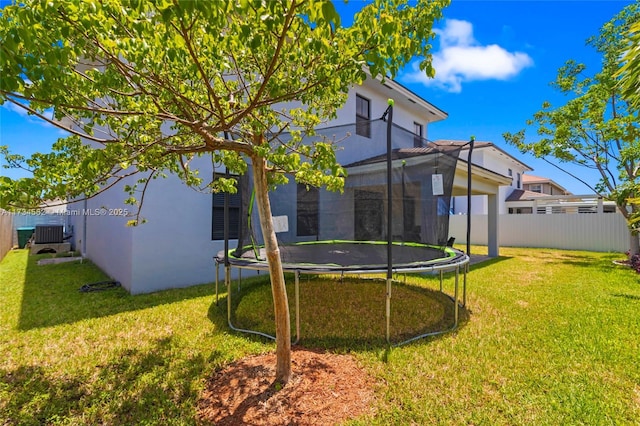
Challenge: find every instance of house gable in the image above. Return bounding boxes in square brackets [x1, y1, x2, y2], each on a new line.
[522, 174, 570, 196]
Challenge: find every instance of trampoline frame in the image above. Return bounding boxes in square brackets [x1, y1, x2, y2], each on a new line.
[214, 242, 469, 346]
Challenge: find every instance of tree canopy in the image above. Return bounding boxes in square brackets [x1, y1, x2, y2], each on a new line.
[0, 0, 449, 384]
[1, 0, 447, 214]
[618, 20, 640, 112]
[503, 2, 640, 253]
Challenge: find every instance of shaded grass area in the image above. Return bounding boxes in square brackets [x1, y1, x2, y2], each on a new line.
[223, 273, 467, 349]
[0, 250, 267, 425]
[1, 247, 639, 425]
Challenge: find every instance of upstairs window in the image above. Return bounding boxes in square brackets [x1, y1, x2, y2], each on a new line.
[413, 122, 423, 147]
[530, 184, 542, 193]
[297, 184, 319, 236]
[517, 173, 521, 189]
[212, 176, 241, 240]
[355, 94, 371, 138]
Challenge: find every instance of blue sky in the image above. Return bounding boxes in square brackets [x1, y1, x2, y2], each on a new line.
[0, 0, 634, 194]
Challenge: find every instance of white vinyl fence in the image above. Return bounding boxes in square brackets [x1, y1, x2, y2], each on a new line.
[449, 213, 629, 253]
[0, 210, 12, 262]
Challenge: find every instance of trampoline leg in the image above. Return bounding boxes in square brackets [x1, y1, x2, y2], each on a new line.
[454, 266, 459, 326]
[215, 261, 219, 306]
[386, 277, 392, 343]
[225, 264, 277, 341]
[226, 265, 232, 328]
[463, 262, 468, 307]
[294, 270, 300, 345]
[238, 269, 241, 292]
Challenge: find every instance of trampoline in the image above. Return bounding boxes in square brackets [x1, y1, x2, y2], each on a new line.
[214, 105, 473, 346]
[215, 240, 469, 346]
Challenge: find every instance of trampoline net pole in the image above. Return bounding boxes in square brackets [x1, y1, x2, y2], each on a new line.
[386, 103, 393, 344]
[386, 103, 393, 280]
[386, 277, 392, 343]
[466, 137, 475, 255]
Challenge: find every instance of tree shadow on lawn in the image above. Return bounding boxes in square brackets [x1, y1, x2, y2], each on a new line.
[208, 274, 471, 351]
[17, 253, 216, 330]
[537, 250, 630, 272]
[0, 335, 224, 425]
[512, 248, 626, 272]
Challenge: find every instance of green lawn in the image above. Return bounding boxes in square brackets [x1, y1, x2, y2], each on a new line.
[1, 247, 639, 425]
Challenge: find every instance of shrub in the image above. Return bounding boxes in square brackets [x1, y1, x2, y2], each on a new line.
[630, 253, 640, 274]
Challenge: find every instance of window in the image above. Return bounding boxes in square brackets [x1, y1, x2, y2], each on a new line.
[509, 207, 532, 214]
[212, 176, 241, 240]
[517, 173, 521, 189]
[530, 184, 542, 193]
[355, 94, 371, 138]
[578, 206, 597, 214]
[413, 122, 423, 147]
[297, 184, 319, 236]
[508, 168, 513, 176]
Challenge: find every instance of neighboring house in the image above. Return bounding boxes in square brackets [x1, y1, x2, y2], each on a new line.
[68, 76, 510, 294]
[521, 174, 570, 196]
[506, 191, 618, 215]
[449, 142, 533, 215]
[506, 173, 619, 215]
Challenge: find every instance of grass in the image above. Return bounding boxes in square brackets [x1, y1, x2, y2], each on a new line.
[1, 247, 639, 425]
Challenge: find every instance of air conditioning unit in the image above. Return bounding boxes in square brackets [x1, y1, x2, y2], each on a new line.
[35, 225, 64, 244]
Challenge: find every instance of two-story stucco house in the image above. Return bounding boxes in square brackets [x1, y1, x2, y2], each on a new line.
[68, 76, 491, 294]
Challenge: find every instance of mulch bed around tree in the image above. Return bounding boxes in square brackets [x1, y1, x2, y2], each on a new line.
[197, 348, 377, 425]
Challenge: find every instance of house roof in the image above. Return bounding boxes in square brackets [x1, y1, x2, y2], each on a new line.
[506, 189, 555, 202]
[364, 75, 449, 123]
[434, 139, 533, 171]
[522, 174, 570, 194]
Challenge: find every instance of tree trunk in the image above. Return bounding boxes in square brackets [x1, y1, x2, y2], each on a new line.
[616, 202, 639, 256]
[630, 229, 640, 257]
[250, 154, 292, 385]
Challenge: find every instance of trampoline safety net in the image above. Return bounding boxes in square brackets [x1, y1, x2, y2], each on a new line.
[229, 116, 463, 265]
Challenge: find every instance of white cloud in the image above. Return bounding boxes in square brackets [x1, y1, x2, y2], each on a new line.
[2, 100, 30, 117]
[1, 101, 66, 134]
[403, 19, 533, 93]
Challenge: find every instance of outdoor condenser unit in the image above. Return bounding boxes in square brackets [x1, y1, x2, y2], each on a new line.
[35, 225, 64, 244]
